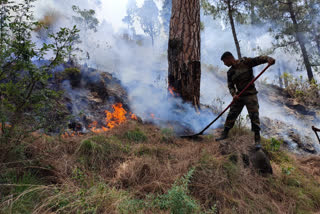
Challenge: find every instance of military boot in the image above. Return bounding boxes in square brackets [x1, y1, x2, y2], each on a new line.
[254, 131, 262, 150]
[216, 128, 230, 141]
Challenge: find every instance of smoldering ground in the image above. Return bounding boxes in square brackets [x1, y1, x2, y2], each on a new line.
[31, 0, 320, 152]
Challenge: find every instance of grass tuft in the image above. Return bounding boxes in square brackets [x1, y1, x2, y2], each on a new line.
[124, 128, 147, 142]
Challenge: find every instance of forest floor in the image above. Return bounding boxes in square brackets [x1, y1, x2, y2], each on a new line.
[1, 120, 320, 214]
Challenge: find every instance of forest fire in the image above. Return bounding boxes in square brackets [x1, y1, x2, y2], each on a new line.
[61, 103, 138, 137]
[168, 86, 177, 96]
[89, 103, 137, 134]
[131, 113, 138, 120]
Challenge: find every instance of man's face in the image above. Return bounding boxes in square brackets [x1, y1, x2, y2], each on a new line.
[222, 57, 233, 67]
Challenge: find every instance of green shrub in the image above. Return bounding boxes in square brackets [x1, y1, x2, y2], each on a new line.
[124, 129, 147, 142]
[118, 168, 202, 214]
[0, 171, 43, 213]
[282, 73, 320, 106]
[57, 67, 82, 87]
[154, 168, 201, 214]
[262, 138, 290, 163]
[0, 0, 79, 156]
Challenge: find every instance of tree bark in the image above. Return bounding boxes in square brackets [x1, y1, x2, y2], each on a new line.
[278, 69, 283, 88]
[168, 0, 201, 107]
[312, 30, 320, 56]
[227, 0, 241, 59]
[287, 1, 314, 82]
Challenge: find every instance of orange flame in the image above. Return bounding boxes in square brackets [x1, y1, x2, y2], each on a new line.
[168, 86, 176, 96]
[89, 103, 131, 134]
[0, 123, 12, 129]
[130, 113, 138, 120]
[61, 131, 83, 139]
[62, 103, 138, 137]
[150, 113, 161, 120]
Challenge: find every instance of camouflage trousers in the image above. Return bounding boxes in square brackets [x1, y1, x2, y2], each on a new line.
[224, 94, 260, 132]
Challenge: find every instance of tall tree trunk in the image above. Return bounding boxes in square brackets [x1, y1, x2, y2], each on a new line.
[288, 1, 314, 82]
[313, 31, 320, 56]
[227, 0, 241, 59]
[168, 0, 201, 108]
[278, 69, 283, 88]
[305, 0, 320, 56]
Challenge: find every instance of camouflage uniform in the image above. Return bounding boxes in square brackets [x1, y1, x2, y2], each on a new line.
[224, 56, 272, 132]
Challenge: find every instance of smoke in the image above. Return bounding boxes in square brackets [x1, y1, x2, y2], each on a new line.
[30, 0, 319, 150]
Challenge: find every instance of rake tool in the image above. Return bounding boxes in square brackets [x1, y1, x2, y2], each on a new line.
[312, 126, 320, 144]
[181, 64, 271, 139]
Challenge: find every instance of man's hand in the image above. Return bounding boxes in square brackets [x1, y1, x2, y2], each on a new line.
[268, 57, 276, 65]
[312, 126, 320, 132]
[233, 95, 239, 102]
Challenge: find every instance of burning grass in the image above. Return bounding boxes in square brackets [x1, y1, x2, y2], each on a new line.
[1, 120, 320, 213]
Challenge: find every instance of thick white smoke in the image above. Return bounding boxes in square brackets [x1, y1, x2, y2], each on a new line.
[31, 0, 320, 149]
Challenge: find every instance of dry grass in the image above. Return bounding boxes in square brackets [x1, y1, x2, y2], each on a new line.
[1, 120, 320, 213]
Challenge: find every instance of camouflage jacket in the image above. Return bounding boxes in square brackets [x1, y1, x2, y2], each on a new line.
[227, 56, 271, 97]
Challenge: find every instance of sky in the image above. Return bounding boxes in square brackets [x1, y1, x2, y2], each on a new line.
[95, 0, 129, 31]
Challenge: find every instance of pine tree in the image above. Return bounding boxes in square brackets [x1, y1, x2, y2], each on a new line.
[168, 0, 201, 107]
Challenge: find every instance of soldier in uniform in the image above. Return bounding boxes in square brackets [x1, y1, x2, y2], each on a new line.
[216, 52, 276, 149]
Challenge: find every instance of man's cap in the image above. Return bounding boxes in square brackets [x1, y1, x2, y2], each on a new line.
[221, 51, 234, 60]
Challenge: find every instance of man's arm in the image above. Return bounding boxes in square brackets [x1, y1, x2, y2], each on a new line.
[244, 56, 275, 68]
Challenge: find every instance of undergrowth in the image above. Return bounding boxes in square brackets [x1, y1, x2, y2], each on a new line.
[1, 121, 320, 214]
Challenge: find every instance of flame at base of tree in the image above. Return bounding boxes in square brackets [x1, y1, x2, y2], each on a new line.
[168, 86, 178, 97]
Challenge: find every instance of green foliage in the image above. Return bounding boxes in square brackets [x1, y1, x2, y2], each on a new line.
[0, 170, 43, 214]
[282, 73, 320, 106]
[255, 0, 319, 79]
[124, 128, 147, 142]
[267, 138, 282, 152]
[72, 5, 99, 32]
[155, 168, 201, 214]
[282, 166, 295, 176]
[0, 0, 79, 147]
[119, 168, 202, 214]
[262, 138, 290, 164]
[77, 136, 129, 169]
[201, 0, 248, 25]
[136, 0, 160, 46]
[47, 182, 130, 213]
[61, 67, 81, 87]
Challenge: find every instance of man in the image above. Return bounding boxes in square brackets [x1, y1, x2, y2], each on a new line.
[216, 52, 276, 149]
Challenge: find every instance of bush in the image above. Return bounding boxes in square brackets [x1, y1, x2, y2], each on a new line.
[56, 67, 81, 87]
[155, 168, 201, 214]
[0, 171, 43, 214]
[124, 128, 147, 142]
[118, 168, 202, 214]
[282, 73, 320, 106]
[0, 0, 79, 154]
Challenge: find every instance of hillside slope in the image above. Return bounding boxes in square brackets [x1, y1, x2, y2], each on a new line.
[1, 121, 320, 214]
